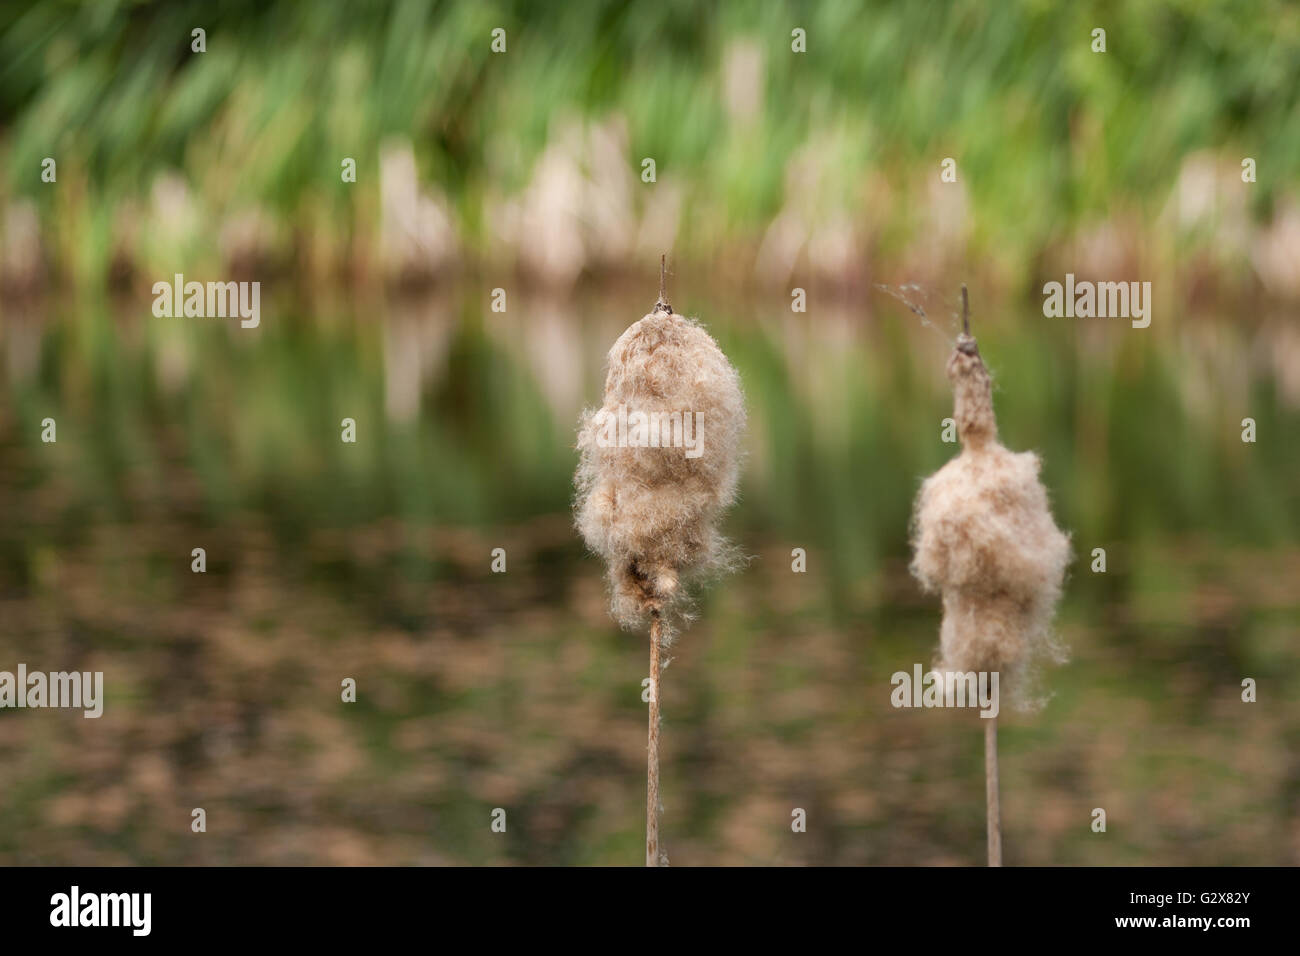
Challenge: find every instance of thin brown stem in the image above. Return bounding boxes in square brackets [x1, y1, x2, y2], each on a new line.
[956, 284, 980, 357]
[653, 254, 672, 314]
[985, 716, 1002, 866]
[646, 611, 662, 866]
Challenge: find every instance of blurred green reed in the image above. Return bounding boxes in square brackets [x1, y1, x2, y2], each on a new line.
[1, 0, 1297, 286]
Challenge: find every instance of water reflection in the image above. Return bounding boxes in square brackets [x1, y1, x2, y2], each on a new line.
[0, 288, 1296, 865]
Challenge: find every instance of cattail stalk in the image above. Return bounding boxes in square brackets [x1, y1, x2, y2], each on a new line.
[968, 284, 1004, 868]
[985, 716, 1001, 866]
[646, 611, 662, 866]
[910, 285, 1070, 867]
[575, 256, 745, 867]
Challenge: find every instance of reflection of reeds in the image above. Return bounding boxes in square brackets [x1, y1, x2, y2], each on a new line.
[3, 283, 1299, 864]
[575, 260, 745, 864]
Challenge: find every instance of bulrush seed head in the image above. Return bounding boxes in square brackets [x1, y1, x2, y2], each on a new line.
[910, 328, 1071, 707]
[575, 291, 745, 639]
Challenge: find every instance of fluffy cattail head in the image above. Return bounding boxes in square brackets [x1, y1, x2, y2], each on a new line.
[575, 297, 745, 636]
[911, 329, 1071, 707]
